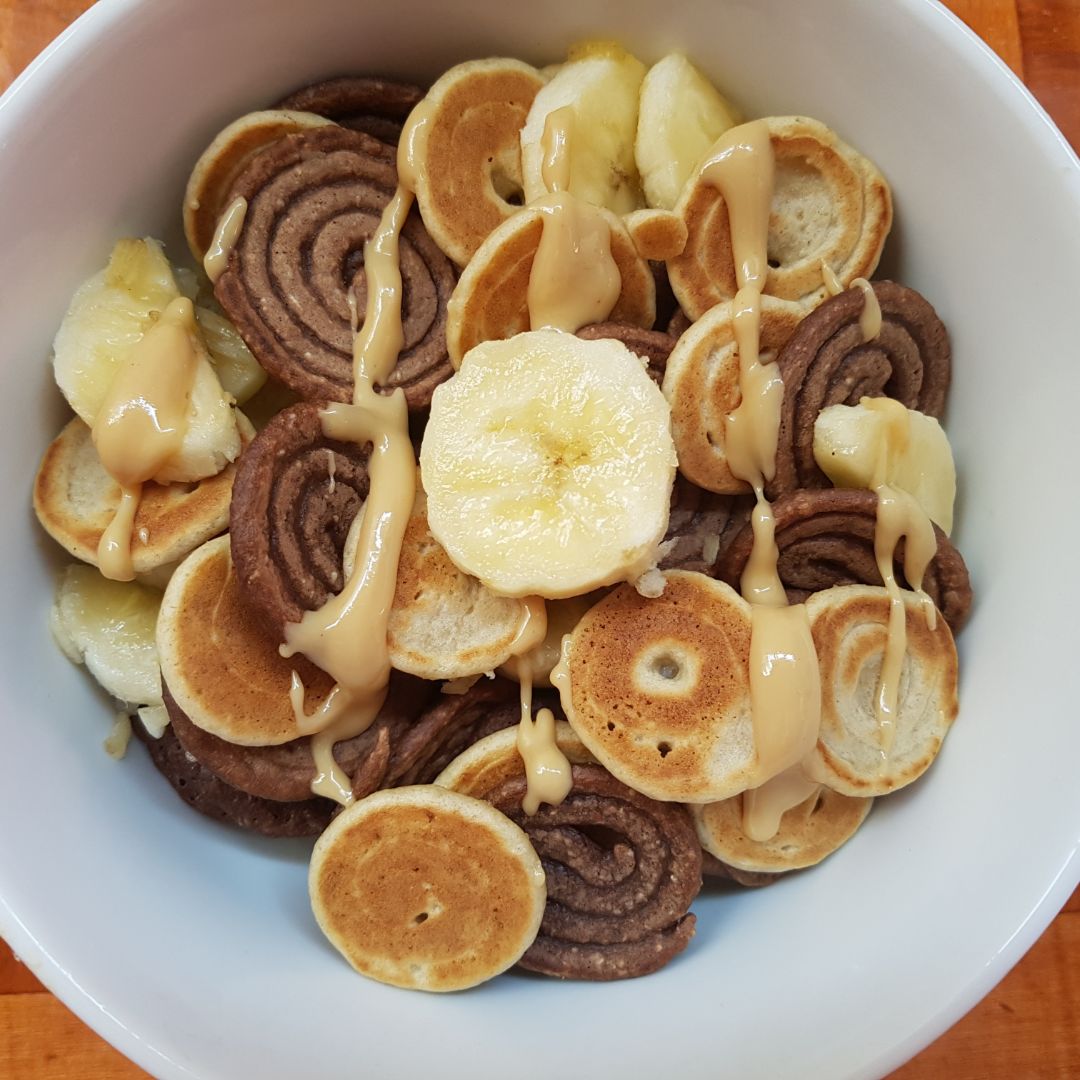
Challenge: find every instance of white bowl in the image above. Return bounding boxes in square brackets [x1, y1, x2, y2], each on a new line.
[2, 0, 1078, 1076]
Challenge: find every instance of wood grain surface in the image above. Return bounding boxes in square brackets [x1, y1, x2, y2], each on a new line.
[1, 0, 1078, 1076]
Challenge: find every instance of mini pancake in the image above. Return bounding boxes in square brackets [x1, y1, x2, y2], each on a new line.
[309, 785, 546, 991]
[691, 785, 873, 873]
[803, 584, 959, 796]
[157, 535, 337, 746]
[661, 295, 804, 493]
[410, 58, 545, 267]
[33, 413, 252, 574]
[559, 570, 755, 803]
[275, 75, 424, 146]
[434, 719, 594, 797]
[345, 484, 542, 680]
[667, 116, 892, 320]
[576, 322, 677, 384]
[445, 207, 655, 366]
[624, 208, 688, 262]
[183, 109, 334, 262]
[134, 719, 334, 838]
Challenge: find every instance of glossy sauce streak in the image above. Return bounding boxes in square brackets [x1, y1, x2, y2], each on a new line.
[92, 297, 201, 580]
[203, 196, 248, 283]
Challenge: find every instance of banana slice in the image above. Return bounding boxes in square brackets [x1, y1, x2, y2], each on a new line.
[52, 237, 241, 483]
[194, 304, 267, 405]
[813, 401, 957, 533]
[520, 42, 646, 214]
[420, 330, 676, 599]
[50, 564, 162, 707]
[635, 53, 739, 211]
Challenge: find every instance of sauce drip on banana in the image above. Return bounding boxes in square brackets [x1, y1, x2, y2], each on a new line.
[526, 106, 621, 332]
[699, 122, 822, 841]
[279, 104, 435, 804]
[92, 297, 202, 581]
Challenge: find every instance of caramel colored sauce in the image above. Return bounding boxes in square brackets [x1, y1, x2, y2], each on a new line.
[515, 663, 572, 816]
[203, 196, 247, 284]
[92, 297, 201, 580]
[279, 106, 434, 804]
[742, 765, 820, 843]
[852, 277, 882, 340]
[526, 106, 621, 332]
[699, 122, 822, 837]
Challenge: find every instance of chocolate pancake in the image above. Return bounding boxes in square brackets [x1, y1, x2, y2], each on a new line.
[134, 719, 333, 838]
[164, 672, 435, 802]
[659, 476, 748, 576]
[712, 487, 973, 631]
[487, 765, 702, 981]
[230, 401, 372, 637]
[700, 850, 778, 888]
[214, 126, 454, 410]
[771, 281, 952, 495]
[275, 75, 425, 146]
[576, 322, 677, 384]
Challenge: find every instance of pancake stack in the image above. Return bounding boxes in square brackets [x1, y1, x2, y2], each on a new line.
[34, 45, 976, 996]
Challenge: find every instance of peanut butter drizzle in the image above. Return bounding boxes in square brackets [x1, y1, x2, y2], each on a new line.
[515, 658, 573, 816]
[203, 196, 248, 284]
[700, 122, 822, 839]
[526, 106, 621, 332]
[742, 764, 821, 843]
[820, 260, 844, 296]
[852, 278, 882, 340]
[280, 106, 434, 804]
[92, 297, 202, 581]
[865, 397, 938, 757]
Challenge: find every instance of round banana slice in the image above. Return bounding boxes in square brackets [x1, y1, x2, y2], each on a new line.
[420, 330, 676, 599]
[410, 58, 545, 267]
[667, 116, 892, 320]
[183, 109, 334, 262]
[157, 535, 336, 746]
[802, 584, 959, 796]
[691, 786, 872, 873]
[33, 413, 253, 574]
[557, 570, 755, 803]
[309, 785, 546, 991]
[50, 564, 162, 707]
[661, 295, 804, 493]
[445, 208, 655, 367]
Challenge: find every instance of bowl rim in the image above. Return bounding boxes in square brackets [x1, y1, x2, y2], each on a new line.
[2, 1, 1079, 1078]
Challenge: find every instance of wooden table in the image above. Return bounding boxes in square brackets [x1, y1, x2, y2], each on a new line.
[1, 1, 1078, 1076]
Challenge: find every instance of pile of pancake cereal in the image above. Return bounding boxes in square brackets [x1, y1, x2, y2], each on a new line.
[35, 42, 973, 990]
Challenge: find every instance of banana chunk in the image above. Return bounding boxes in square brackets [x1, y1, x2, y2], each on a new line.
[52, 238, 242, 483]
[50, 564, 163, 707]
[520, 43, 647, 214]
[813, 401, 957, 533]
[420, 330, 676, 599]
[635, 53, 739, 211]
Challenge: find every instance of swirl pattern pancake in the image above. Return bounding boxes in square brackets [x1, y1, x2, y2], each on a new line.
[276, 76, 425, 145]
[576, 321, 678, 383]
[214, 126, 454, 409]
[771, 281, 952, 494]
[712, 488, 973, 631]
[486, 765, 701, 980]
[230, 402, 372, 636]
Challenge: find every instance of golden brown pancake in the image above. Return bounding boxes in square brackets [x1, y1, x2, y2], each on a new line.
[624, 208, 688, 261]
[309, 785, 546, 991]
[357, 485, 541, 680]
[803, 584, 959, 796]
[33, 413, 252, 575]
[410, 58, 545, 267]
[445, 207, 655, 366]
[157, 536, 336, 746]
[559, 570, 755, 802]
[183, 109, 334, 262]
[668, 116, 892, 320]
[692, 785, 872, 873]
[434, 720, 594, 797]
[661, 296, 803, 492]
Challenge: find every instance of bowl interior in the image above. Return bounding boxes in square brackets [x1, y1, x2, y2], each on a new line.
[1, 0, 1078, 1077]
